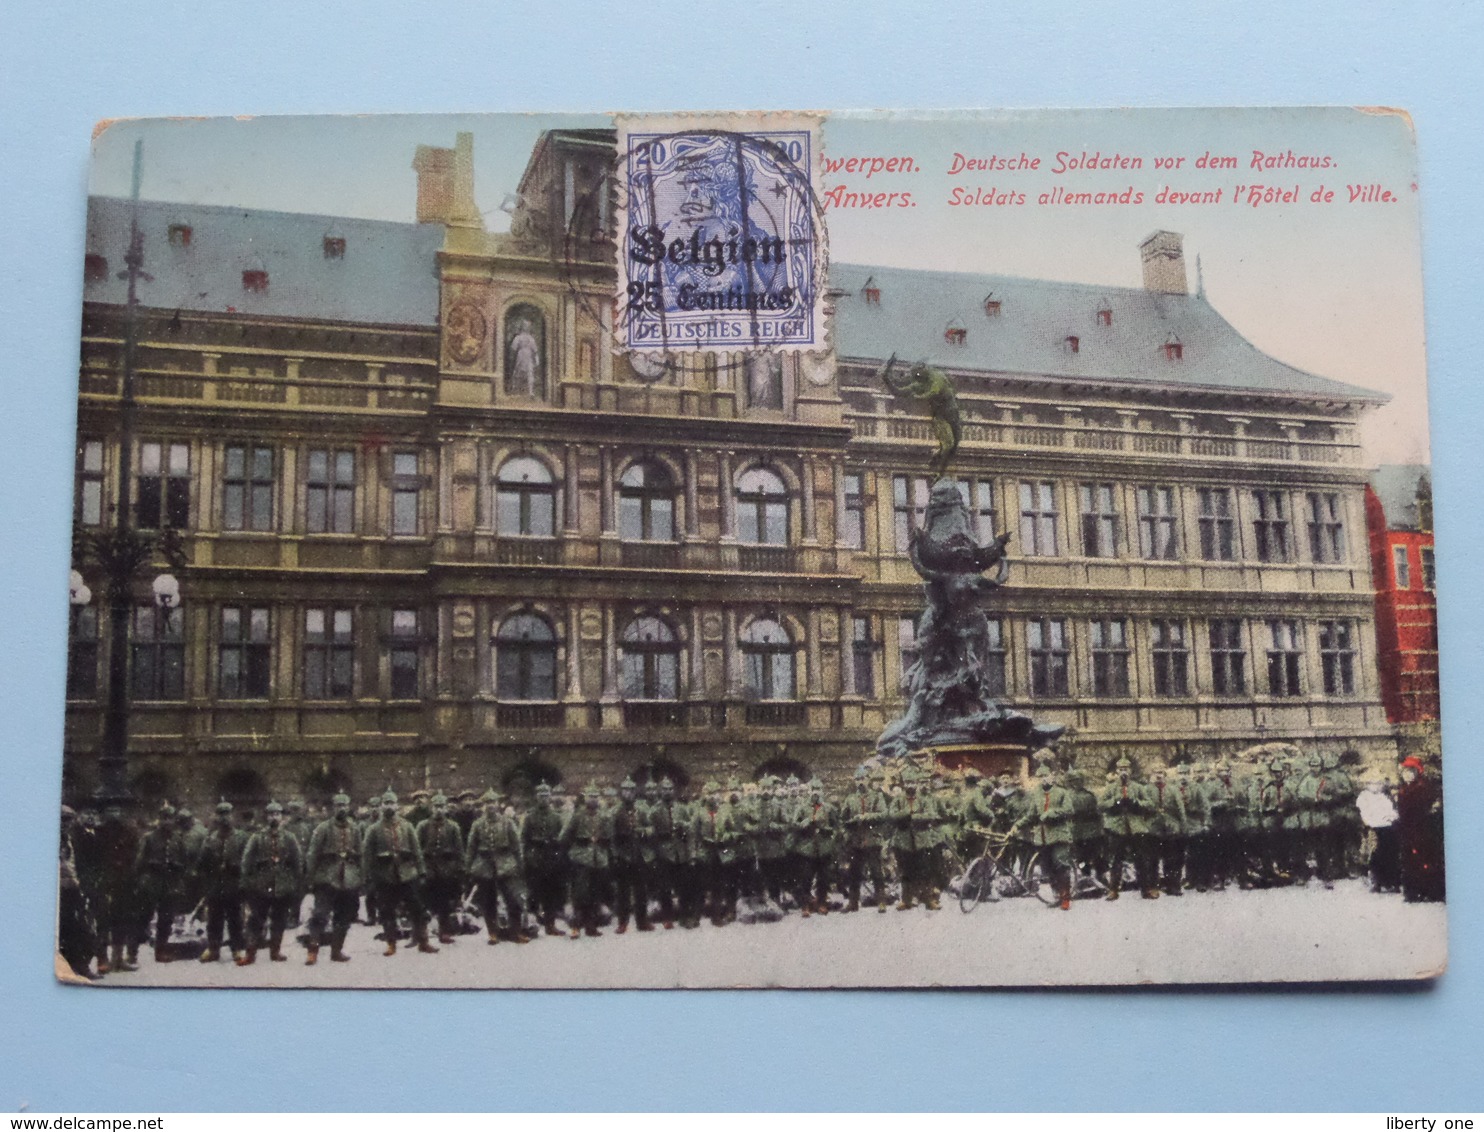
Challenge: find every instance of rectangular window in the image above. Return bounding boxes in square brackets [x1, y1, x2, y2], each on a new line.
[306, 448, 356, 534]
[1090, 617, 1130, 696]
[1028, 617, 1069, 697]
[1265, 619, 1303, 697]
[77, 440, 105, 527]
[1137, 485, 1179, 560]
[1151, 619, 1189, 696]
[389, 609, 420, 700]
[131, 604, 185, 700]
[219, 606, 271, 698]
[1209, 619, 1247, 696]
[851, 616, 876, 698]
[892, 475, 930, 553]
[841, 473, 865, 549]
[67, 605, 99, 698]
[304, 607, 355, 699]
[1318, 620, 1356, 696]
[1306, 491, 1346, 564]
[1421, 546, 1436, 592]
[1018, 481, 1059, 556]
[222, 444, 275, 532]
[1252, 490, 1291, 563]
[1197, 487, 1237, 561]
[391, 451, 421, 536]
[983, 618, 1008, 697]
[956, 478, 999, 543]
[1393, 544, 1411, 589]
[1079, 483, 1119, 557]
[897, 616, 919, 694]
[137, 441, 191, 529]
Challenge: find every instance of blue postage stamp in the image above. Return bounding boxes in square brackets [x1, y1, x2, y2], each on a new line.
[616, 113, 827, 354]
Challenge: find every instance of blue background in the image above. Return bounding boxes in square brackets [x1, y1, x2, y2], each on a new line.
[1, 0, 1480, 1112]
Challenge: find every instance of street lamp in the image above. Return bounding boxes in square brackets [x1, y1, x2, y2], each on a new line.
[68, 138, 186, 809]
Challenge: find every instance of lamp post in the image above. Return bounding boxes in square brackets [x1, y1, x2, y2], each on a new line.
[69, 138, 186, 809]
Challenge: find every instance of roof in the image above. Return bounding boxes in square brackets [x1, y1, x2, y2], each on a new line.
[830, 262, 1384, 402]
[84, 196, 443, 326]
[1371, 464, 1431, 530]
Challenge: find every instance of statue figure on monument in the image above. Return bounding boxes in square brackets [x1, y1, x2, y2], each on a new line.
[876, 479, 1066, 762]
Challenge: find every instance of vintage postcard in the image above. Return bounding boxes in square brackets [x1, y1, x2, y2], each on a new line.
[56, 108, 1445, 988]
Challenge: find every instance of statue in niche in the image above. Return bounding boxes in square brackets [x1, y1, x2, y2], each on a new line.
[504, 305, 545, 397]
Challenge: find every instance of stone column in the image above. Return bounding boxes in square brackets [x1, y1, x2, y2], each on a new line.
[806, 608, 823, 696]
[683, 448, 699, 539]
[831, 457, 848, 549]
[719, 450, 736, 541]
[800, 456, 818, 544]
[565, 605, 584, 700]
[563, 444, 580, 533]
[689, 606, 706, 699]
[723, 607, 742, 697]
[601, 603, 619, 701]
[599, 447, 615, 534]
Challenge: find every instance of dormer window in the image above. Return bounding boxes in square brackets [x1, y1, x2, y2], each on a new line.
[322, 236, 346, 260]
[83, 253, 108, 284]
[1096, 301, 1113, 326]
[861, 276, 880, 305]
[1163, 335, 1183, 362]
[983, 295, 1002, 317]
[1066, 335, 1080, 354]
[167, 223, 192, 248]
[242, 269, 269, 293]
[945, 324, 967, 346]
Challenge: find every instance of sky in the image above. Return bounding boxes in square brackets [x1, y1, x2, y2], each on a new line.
[88, 108, 1428, 464]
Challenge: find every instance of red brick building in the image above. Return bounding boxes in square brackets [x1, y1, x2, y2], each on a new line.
[1366, 465, 1438, 723]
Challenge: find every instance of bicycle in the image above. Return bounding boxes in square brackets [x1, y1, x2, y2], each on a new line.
[955, 829, 1060, 910]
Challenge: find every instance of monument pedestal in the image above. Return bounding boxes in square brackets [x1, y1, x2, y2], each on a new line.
[918, 742, 1032, 782]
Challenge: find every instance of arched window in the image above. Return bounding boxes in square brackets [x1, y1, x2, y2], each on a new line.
[494, 613, 557, 701]
[504, 304, 546, 397]
[620, 615, 680, 700]
[737, 466, 789, 545]
[741, 617, 794, 700]
[495, 456, 556, 537]
[619, 460, 676, 542]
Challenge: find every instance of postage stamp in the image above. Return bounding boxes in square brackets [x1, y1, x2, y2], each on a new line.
[615, 112, 827, 356]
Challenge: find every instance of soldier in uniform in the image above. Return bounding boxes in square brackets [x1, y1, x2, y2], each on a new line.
[58, 806, 97, 980]
[304, 792, 361, 964]
[1176, 765, 1212, 892]
[1148, 766, 1188, 895]
[889, 770, 930, 910]
[610, 777, 653, 933]
[239, 801, 304, 964]
[1258, 759, 1297, 884]
[465, 789, 531, 944]
[1099, 756, 1159, 899]
[560, 785, 613, 938]
[638, 779, 676, 929]
[193, 800, 248, 964]
[793, 778, 838, 916]
[404, 789, 433, 829]
[361, 791, 438, 956]
[842, 767, 890, 912]
[92, 804, 140, 973]
[417, 793, 467, 944]
[453, 790, 480, 839]
[671, 780, 706, 929]
[746, 777, 785, 909]
[1016, 764, 1075, 909]
[1202, 762, 1239, 889]
[696, 780, 740, 926]
[1064, 769, 1103, 893]
[135, 802, 188, 963]
[522, 781, 567, 936]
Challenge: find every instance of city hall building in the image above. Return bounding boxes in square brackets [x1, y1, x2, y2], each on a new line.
[65, 128, 1399, 807]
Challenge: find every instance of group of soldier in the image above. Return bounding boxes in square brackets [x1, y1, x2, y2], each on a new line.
[55, 745, 1442, 980]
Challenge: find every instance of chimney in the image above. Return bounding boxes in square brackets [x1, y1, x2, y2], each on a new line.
[412, 132, 480, 227]
[1139, 230, 1188, 294]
